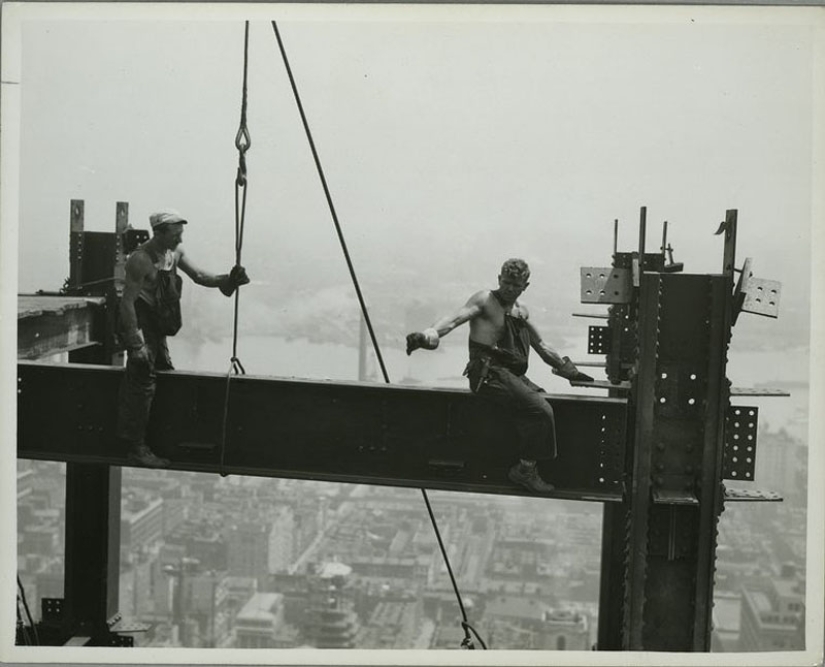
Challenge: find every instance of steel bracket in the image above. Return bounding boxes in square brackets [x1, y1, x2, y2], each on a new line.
[588, 325, 611, 355]
[722, 406, 758, 481]
[733, 258, 782, 322]
[581, 267, 632, 304]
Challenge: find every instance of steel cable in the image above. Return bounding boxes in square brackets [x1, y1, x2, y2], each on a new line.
[270, 20, 486, 649]
[17, 576, 39, 645]
[220, 21, 251, 477]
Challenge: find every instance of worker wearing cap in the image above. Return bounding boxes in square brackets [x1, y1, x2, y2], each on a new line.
[116, 209, 250, 468]
[405, 258, 592, 494]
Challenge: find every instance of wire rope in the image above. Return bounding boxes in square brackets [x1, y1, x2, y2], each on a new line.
[270, 20, 486, 649]
[17, 576, 39, 645]
[219, 21, 251, 477]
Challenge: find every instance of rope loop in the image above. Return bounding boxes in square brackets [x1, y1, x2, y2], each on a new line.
[235, 125, 251, 155]
[231, 356, 246, 375]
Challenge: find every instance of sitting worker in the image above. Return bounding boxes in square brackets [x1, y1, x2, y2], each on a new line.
[406, 258, 592, 493]
[117, 209, 250, 468]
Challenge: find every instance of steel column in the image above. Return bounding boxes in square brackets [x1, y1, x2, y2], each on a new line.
[623, 271, 660, 649]
[59, 200, 124, 641]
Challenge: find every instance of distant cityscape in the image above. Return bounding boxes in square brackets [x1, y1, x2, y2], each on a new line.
[16, 424, 807, 651]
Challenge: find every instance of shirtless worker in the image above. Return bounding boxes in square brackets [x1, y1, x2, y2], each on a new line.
[117, 209, 250, 468]
[406, 258, 592, 493]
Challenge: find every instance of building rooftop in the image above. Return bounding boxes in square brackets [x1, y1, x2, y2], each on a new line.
[486, 595, 552, 621]
[237, 593, 283, 623]
[712, 595, 741, 631]
[319, 562, 352, 579]
[773, 577, 804, 600]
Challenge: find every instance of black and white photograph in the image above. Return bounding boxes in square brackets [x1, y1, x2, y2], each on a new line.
[1, 3, 823, 666]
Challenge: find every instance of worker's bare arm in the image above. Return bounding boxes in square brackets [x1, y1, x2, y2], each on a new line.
[524, 308, 594, 383]
[406, 291, 487, 355]
[523, 309, 565, 370]
[429, 292, 487, 338]
[177, 248, 229, 288]
[120, 253, 153, 350]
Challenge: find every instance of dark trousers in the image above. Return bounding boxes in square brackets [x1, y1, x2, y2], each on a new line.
[470, 365, 557, 461]
[116, 300, 174, 447]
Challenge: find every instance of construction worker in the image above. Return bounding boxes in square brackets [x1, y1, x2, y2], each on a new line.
[406, 258, 592, 493]
[116, 209, 249, 467]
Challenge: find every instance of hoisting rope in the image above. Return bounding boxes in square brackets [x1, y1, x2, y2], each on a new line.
[17, 576, 39, 645]
[270, 20, 487, 650]
[220, 21, 251, 477]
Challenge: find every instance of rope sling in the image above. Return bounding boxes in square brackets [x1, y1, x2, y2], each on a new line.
[219, 21, 251, 477]
[222, 21, 487, 649]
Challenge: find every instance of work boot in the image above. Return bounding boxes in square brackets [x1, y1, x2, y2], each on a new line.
[127, 444, 170, 469]
[508, 462, 554, 494]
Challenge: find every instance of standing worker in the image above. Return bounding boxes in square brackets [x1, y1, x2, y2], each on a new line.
[117, 209, 250, 467]
[406, 258, 592, 493]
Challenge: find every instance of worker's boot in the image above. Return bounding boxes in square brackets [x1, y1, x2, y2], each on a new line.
[508, 461, 554, 494]
[127, 443, 170, 469]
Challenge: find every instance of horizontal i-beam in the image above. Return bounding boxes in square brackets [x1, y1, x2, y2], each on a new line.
[18, 296, 107, 359]
[17, 361, 627, 502]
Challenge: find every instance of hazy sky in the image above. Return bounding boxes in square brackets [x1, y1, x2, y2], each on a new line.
[5, 5, 819, 309]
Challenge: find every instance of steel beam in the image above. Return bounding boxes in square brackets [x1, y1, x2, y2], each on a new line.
[17, 296, 105, 360]
[18, 361, 628, 502]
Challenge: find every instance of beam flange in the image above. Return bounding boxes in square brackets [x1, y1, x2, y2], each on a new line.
[18, 296, 106, 359]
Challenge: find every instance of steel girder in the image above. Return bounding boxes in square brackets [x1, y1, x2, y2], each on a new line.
[17, 361, 627, 502]
[622, 271, 730, 651]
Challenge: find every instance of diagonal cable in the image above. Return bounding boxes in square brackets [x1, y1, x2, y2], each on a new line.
[270, 20, 485, 649]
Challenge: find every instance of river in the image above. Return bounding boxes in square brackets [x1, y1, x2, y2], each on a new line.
[167, 333, 812, 446]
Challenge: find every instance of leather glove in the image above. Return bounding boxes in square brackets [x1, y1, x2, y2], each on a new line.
[220, 265, 250, 297]
[406, 328, 439, 355]
[552, 356, 594, 384]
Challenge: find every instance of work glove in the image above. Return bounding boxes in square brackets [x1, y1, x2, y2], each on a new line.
[552, 356, 594, 384]
[220, 265, 250, 297]
[406, 328, 439, 355]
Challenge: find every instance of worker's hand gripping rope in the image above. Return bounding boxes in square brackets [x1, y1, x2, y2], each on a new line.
[219, 265, 250, 297]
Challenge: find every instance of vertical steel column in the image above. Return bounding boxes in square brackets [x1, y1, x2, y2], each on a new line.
[690, 276, 729, 650]
[63, 462, 122, 635]
[63, 201, 124, 640]
[692, 209, 737, 648]
[622, 271, 660, 649]
[69, 200, 85, 286]
[597, 502, 628, 649]
[622, 270, 732, 650]
[114, 202, 129, 290]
